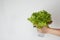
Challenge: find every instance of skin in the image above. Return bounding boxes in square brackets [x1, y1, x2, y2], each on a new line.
[34, 21, 60, 36]
[37, 27, 60, 36]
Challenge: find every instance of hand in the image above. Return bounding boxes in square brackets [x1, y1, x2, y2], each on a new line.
[33, 24, 50, 34]
[37, 26, 60, 36]
[37, 27, 49, 34]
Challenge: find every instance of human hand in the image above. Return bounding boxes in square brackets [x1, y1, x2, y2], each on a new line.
[33, 24, 50, 34]
[34, 24, 60, 36]
[37, 26, 50, 34]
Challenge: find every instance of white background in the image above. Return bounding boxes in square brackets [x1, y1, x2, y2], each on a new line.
[0, 0, 60, 40]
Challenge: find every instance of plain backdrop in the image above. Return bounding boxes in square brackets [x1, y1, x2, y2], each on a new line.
[0, 0, 60, 40]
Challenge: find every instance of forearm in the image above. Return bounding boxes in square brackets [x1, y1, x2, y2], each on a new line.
[47, 28, 60, 36]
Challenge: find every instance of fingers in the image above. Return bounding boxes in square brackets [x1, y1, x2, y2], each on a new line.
[37, 28, 42, 33]
[37, 27, 49, 33]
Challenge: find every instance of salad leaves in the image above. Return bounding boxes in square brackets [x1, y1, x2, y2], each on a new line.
[28, 10, 52, 29]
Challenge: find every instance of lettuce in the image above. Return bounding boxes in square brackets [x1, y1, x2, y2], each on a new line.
[28, 10, 52, 29]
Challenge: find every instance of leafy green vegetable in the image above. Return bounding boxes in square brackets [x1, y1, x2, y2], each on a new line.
[28, 10, 52, 29]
